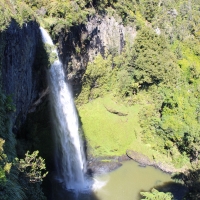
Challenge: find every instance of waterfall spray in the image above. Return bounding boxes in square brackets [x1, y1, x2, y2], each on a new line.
[40, 27, 86, 191]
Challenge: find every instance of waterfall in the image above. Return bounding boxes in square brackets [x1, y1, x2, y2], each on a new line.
[40, 27, 86, 191]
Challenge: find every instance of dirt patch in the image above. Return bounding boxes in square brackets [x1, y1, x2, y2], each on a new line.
[104, 105, 128, 116]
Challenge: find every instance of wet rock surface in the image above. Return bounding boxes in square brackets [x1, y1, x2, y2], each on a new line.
[126, 150, 185, 173]
[87, 155, 130, 175]
[1, 20, 45, 130]
[58, 15, 136, 95]
[87, 150, 186, 175]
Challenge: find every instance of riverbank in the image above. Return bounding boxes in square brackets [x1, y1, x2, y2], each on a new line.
[126, 150, 187, 173]
[87, 151, 186, 175]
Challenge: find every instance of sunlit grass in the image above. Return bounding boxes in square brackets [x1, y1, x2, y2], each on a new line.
[77, 93, 187, 170]
[78, 94, 142, 156]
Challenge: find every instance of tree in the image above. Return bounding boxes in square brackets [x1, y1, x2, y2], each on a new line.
[15, 151, 48, 200]
[140, 188, 174, 200]
[15, 150, 48, 183]
[131, 27, 179, 87]
[140, 0, 159, 22]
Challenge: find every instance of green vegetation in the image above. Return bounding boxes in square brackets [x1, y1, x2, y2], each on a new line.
[0, 0, 37, 31]
[74, 3, 200, 199]
[0, 0, 199, 39]
[0, 0, 93, 35]
[15, 150, 48, 183]
[43, 43, 57, 68]
[0, 87, 47, 200]
[140, 188, 174, 200]
[76, 0, 200, 173]
[0, 0, 200, 199]
[78, 94, 141, 156]
[0, 0, 199, 49]
[77, 54, 114, 104]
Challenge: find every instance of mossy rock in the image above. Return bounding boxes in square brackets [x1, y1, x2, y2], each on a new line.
[126, 150, 153, 166]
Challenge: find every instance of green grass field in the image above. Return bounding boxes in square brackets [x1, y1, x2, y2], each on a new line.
[78, 94, 142, 156]
[77, 93, 189, 170]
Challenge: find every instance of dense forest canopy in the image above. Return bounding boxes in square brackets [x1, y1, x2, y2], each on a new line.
[0, 0, 200, 199]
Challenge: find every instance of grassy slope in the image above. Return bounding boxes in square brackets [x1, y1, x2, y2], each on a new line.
[77, 94, 177, 168]
[78, 94, 140, 156]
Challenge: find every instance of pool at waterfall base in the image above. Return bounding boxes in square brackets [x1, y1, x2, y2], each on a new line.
[50, 160, 187, 200]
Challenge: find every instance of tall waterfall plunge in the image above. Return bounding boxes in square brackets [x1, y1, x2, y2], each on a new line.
[40, 27, 86, 191]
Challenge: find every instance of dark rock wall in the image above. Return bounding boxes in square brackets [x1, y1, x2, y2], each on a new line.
[1, 20, 44, 131]
[58, 15, 136, 95]
[0, 15, 136, 128]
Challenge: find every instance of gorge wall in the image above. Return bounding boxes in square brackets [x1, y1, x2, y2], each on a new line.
[0, 15, 137, 130]
[57, 15, 136, 95]
[0, 14, 137, 175]
[0, 20, 45, 132]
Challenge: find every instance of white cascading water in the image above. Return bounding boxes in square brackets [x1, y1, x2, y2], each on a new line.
[40, 27, 86, 191]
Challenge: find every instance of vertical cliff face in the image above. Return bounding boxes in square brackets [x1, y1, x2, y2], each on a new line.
[58, 15, 136, 95]
[0, 15, 136, 139]
[1, 20, 44, 131]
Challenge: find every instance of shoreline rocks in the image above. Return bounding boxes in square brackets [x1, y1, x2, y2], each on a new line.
[126, 150, 186, 173]
[87, 150, 186, 175]
[87, 155, 130, 175]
